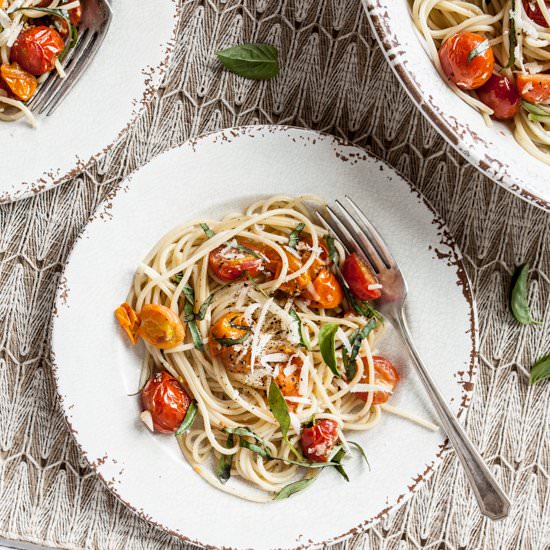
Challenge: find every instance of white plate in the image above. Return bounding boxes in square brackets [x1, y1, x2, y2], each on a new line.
[52, 126, 478, 549]
[363, 0, 550, 211]
[0, 0, 178, 203]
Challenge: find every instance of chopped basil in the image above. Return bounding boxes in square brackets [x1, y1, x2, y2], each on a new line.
[521, 100, 549, 116]
[289, 308, 312, 351]
[510, 263, 541, 325]
[325, 234, 339, 265]
[232, 241, 263, 259]
[331, 447, 349, 481]
[182, 285, 207, 350]
[175, 401, 198, 436]
[504, 9, 517, 69]
[223, 426, 272, 458]
[288, 222, 305, 249]
[228, 317, 251, 331]
[215, 43, 279, 81]
[335, 267, 383, 322]
[274, 474, 318, 500]
[342, 318, 377, 380]
[200, 223, 215, 238]
[216, 433, 234, 483]
[172, 272, 183, 285]
[530, 354, 550, 384]
[239, 438, 272, 458]
[215, 332, 251, 346]
[268, 380, 290, 438]
[349, 441, 370, 470]
[318, 323, 341, 378]
[467, 39, 490, 64]
[196, 294, 214, 320]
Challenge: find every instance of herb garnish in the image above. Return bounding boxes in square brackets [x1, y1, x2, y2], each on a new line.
[274, 474, 318, 500]
[268, 380, 302, 459]
[467, 39, 490, 64]
[200, 223, 215, 238]
[349, 441, 370, 469]
[521, 100, 549, 116]
[318, 323, 341, 378]
[288, 222, 305, 249]
[182, 285, 214, 350]
[200, 223, 263, 259]
[530, 354, 550, 384]
[216, 432, 234, 483]
[342, 318, 377, 380]
[215, 43, 279, 81]
[172, 272, 183, 285]
[289, 308, 312, 351]
[215, 332, 251, 346]
[504, 8, 517, 69]
[331, 447, 349, 481]
[510, 263, 541, 325]
[175, 401, 198, 436]
[325, 234, 339, 265]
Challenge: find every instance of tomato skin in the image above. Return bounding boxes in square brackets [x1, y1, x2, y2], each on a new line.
[274, 355, 303, 411]
[115, 302, 141, 344]
[356, 356, 400, 405]
[342, 253, 381, 301]
[0, 63, 37, 101]
[304, 268, 344, 309]
[522, 0, 550, 26]
[517, 73, 550, 103]
[208, 240, 265, 282]
[267, 248, 311, 295]
[300, 419, 339, 463]
[476, 74, 520, 120]
[209, 312, 250, 372]
[439, 32, 494, 90]
[10, 26, 65, 76]
[69, 5, 82, 25]
[141, 372, 191, 433]
[138, 304, 185, 349]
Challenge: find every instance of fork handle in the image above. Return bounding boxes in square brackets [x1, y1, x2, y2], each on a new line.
[395, 311, 510, 520]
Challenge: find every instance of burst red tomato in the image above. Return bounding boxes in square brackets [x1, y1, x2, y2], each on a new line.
[438, 32, 494, 90]
[208, 240, 265, 282]
[300, 418, 339, 463]
[10, 26, 64, 76]
[303, 268, 343, 309]
[141, 371, 191, 433]
[476, 74, 520, 120]
[0, 63, 37, 101]
[355, 356, 400, 405]
[517, 73, 550, 103]
[342, 253, 381, 301]
[522, 0, 550, 26]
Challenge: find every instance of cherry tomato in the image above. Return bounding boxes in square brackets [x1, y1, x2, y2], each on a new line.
[0, 63, 37, 101]
[138, 304, 185, 349]
[300, 418, 339, 463]
[476, 74, 520, 120]
[266, 248, 311, 295]
[114, 302, 140, 344]
[522, 0, 550, 26]
[274, 355, 303, 411]
[209, 312, 251, 372]
[517, 73, 550, 103]
[299, 236, 331, 279]
[141, 371, 191, 433]
[69, 5, 82, 25]
[342, 253, 381, 301]
[208, 239, 265, 282]
[355, 356, 400, 405]
[10, 26, 65, 76]
[439, 32, 494, 90]
[303, 268, 343, 309]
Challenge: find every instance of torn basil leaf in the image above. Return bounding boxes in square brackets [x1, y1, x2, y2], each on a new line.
[331, 447, 349, 481]
[274, 474, 318, 500]
[182, 284, 205, 350]
[200, 223, 215, 238]
[215, 43, 279, 81]
[342, 318, 377, 380]
[216, 432, 234, 483]
[318, 323, 341, 378]
[504, 9, 517, 69]
[289, 308, 312, 350]
[215, 332, 251, 346]
[268, 380, 290, 438]
[288, 222, 305, 249]
[530, 354, 550, 385]
[349, 441, 370, 470]
[325, 234, 339, 265]
[510, 263, 541, 325]
[175, 401, 198, 436]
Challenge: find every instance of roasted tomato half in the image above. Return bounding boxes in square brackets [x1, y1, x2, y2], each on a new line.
[303, 268, 343, 309]
[355, 356, 400, 405]
[476, 74, 520, 120]
[138, 304, 185, 349]
[10, 26, 65, 76]
[342, 252, 381, 301]
[274, 355, 303, 411]
[0, 63, 37, 101]
[209, 312, 251, 372]
[300, 418, 339, 463]
[517, 73, 550, 104]
[438, 32, 494, 90]
[141, 371, 191, 433]
[266, 248, 312, 295]
[208, 239, 265, 282]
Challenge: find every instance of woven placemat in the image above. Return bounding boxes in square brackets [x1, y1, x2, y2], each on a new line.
[0, 1, 548, 548]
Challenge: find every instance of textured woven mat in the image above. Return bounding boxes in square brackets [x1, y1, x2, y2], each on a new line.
[0, 1, 548, 548]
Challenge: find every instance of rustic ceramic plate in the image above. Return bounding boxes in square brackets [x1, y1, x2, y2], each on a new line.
[363, 0, 550, 211]
[52, 126, 478, 549]
[0, 0, 178, 203]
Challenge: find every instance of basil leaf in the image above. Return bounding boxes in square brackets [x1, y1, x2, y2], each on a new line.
[172, 272, 183, 285]
[223, 426, 273, 458]
[230, 241, 263, 259]
[325, 234, 339, 264]
[349, 441, 370, 470]
[288, 222, 305, 249]
[239, 438, 272, 458]
[274, 474, 318, 500]
[215, 43, 279, 81]
[504, 9, 517, 69]
[196, 294, 214, 321]
[200, 223, 215, 238]
[342, 318, 377, 380]
[247, 273, 269, 298]
[467, 39, 489, 63]
[318, 323, 341, 378]
[268, 380, 290, 438]
[182, 284, 205, 350]
[188, 321, 205, 350]
[289, 308, 312, 351]
[175, 401, 198, 436]
[530, 354, 550, 384]
[215, 332, 251, 346]
[522, 100, 549, 116]
[510, 263, 541, 325]
[216, 433, 234, 484]
[332, 447, 349, 481]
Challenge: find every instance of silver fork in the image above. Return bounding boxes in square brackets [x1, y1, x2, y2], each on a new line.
[317, 196, 510, 521]
[26, 0, 112, 116]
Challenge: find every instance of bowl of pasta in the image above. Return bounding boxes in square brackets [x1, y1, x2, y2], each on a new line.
[363, 0, 550, 211]
[52, 126, 478, 549]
